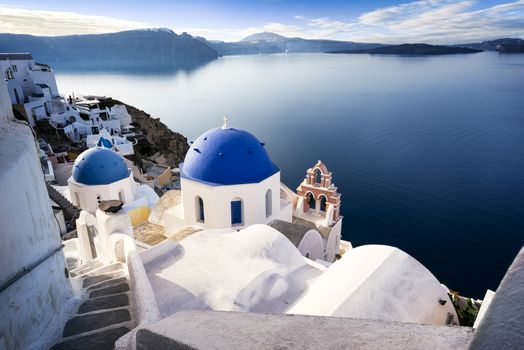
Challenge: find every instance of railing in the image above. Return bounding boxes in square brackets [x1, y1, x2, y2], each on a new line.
[0, 244, 65, 293]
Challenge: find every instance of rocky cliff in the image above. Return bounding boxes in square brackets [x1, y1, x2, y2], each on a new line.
[33, 97, 189, 171]
[98, 98, 189, 169]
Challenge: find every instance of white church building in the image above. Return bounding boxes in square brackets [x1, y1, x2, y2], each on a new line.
[168, 120, 292, 229]
[152, 119, 344, 263]
[68, 146, 158, 215]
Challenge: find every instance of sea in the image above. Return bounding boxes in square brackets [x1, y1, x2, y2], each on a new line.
[55, 52, 524, 298]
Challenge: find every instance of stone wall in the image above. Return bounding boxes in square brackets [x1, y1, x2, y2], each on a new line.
[136, 310, 473, 350]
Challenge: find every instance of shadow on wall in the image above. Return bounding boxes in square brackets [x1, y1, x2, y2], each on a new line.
[234, 264, 312, 313]
[142, 242, 209, 317]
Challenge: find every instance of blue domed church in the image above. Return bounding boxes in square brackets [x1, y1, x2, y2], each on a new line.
[68, 146, 158, 215]
[165, 121, 294, 231]
[159, 120, 344, 262]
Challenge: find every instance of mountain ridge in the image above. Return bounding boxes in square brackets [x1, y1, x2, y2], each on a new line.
[0, 29, 218, 67]
[199, 32, 384, 56]
[1, 29, 521, 67]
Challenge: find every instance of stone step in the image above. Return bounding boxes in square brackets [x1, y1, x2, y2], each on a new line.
[80, 263, 123, 278]
[70, 259, 101, 272]
[87, 277, 128, 291]
[78, 293, 129, 314]
[66, 257, 81, 271]
[82, 271, 125, 288]
[89, 282, 130, 298]
[63, 309, 131, 337]
[70, 260, 103, 277]
[51, 326, 130, 350]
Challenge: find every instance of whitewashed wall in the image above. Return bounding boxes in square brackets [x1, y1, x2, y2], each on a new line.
[325, 219, 342, 262]
[0, 80, 75, 349]
[177, 172, 291, 231]
[297, 230, 324, 261]
[69, 173, 136, 214]
[30, 69, 59, 96]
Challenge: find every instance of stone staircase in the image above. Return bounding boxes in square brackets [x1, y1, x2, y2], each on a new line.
[51, 259, 135, 350]
[46, 182, 81, 231]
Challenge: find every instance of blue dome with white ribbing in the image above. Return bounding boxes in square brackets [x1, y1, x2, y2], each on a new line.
[180, 126, 279, 186]
[72, 147, 130, 185]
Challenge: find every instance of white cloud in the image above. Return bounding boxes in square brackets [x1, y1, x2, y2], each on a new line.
[0, 5, 150, 36]
[1, 1, 523, 43]
[297, 0, 524, 44]
[174, 23, 307, 41]
[191, 0, 524, 43]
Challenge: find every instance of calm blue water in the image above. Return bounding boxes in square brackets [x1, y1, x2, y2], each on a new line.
[56, 52, 524, 298]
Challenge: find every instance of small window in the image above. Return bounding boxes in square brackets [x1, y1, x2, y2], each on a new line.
[231, 199, 243, 226]
[196, 196, 205, 223]
[265, 189, 272, 218]
[97, 194, 102, 204]
[118, 190, 125, 203]
[12, 64, 17, 72]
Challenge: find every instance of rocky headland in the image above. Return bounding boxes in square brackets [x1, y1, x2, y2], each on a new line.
[98, 97, 189, 170]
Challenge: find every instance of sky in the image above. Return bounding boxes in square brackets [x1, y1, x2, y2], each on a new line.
[0, 0, 523, 44]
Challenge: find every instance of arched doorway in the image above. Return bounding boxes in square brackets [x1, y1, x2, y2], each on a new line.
[195, 196, 205, 223]
[231, 198, 243, 226]
[265, 189, 272, 218]
[118, 190, 125, 203]
[13, 88, 20, 104]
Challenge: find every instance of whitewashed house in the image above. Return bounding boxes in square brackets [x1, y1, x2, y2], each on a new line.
[1, 53, 134, 146]
[0, 53, 77, 126]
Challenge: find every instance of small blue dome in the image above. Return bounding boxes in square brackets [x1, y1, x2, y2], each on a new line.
[180, 127, 279, 185]
[72, 147, 130, 185]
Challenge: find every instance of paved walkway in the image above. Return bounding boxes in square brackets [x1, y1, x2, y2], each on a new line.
[51, 260, 135, 349]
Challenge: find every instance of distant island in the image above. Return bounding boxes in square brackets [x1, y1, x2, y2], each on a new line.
[327, 43, 483, 55]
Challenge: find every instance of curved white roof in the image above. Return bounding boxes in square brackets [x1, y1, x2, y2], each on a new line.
[287, 245, 458, 325]
[143, 225, 323, 317]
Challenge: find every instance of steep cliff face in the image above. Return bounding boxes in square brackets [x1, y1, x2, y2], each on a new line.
[0, 29, 218, 67]
[99, 98, 189, 169]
